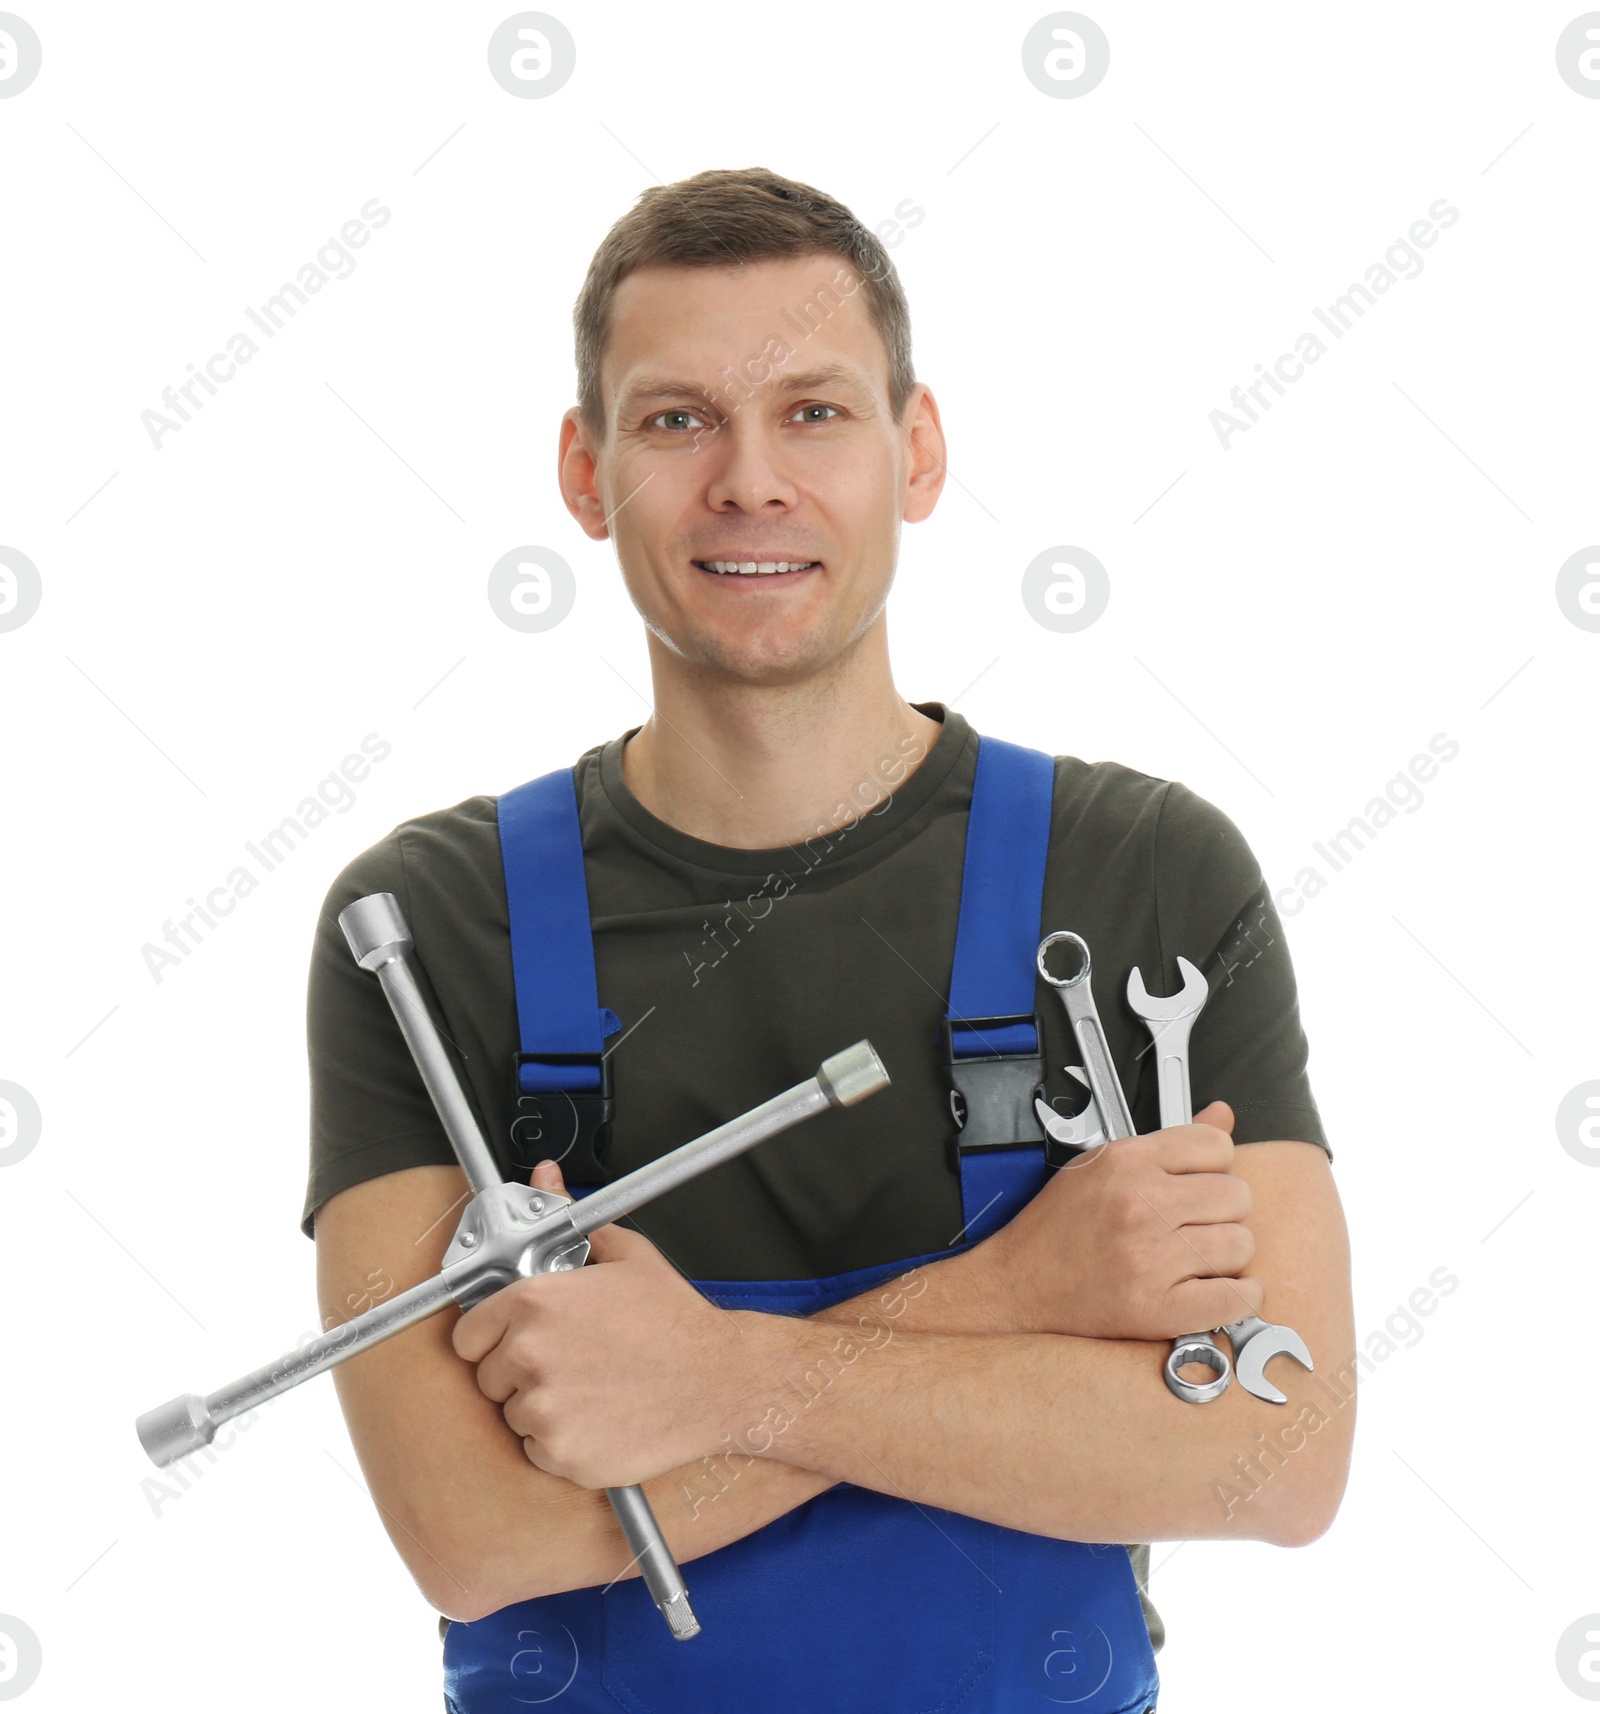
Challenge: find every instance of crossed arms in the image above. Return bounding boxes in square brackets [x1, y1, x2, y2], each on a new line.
[316, 1113, 1355, 1623]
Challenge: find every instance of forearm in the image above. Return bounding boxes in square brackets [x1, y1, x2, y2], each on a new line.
[481, 1250, 993, 1609]
[506, 1257, 981, 1591]
[327, 1171, 870, 1618]
[786, 1143, 1356, 1548]
[733, 1313, 1349, 1548]
[493, 1449, 837, 1608]
[809, 1242, 1011, 1337]
[354, 1337, 842, 1619]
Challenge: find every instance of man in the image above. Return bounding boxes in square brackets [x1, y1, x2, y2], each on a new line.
[304, 166, 1355, 1712]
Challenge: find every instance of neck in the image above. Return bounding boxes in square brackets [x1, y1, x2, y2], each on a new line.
[620, 623, 943, 849]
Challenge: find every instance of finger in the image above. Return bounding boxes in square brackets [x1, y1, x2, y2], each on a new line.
[1160, 1220, 1256, 1280]
[584, 1221, 657, 1265]
[529, 1156, 638, 1262]
[531, 1158, 615, 1260]
[1193, 1099, 1234, 1133]
[452, 1290, 513, 1364]
[471, 1342, 523, 1406]
[1171, 1272, 1264, 1333]
[1148, 1125, 1238, 1173]
[1160, 1171, 1255, 1226]
[522, 1434, 562, 1477]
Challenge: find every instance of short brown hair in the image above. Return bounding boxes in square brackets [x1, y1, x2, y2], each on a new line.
[573, 166, 915, 438]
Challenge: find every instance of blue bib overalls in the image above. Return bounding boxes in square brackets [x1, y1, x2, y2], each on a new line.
[442, 736, 1161, 1714]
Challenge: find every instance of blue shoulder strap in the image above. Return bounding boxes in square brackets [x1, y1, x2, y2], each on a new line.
[497, 766, 620, 1181]
[941, 734, 1057, 1243]
[497, 735, 1057, 1217]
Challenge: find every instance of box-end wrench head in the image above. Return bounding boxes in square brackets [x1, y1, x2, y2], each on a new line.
[1036, 932, 1135, 1141]
[1163, 1335, 1232, 1404]
[1222, 1315, 1315, 1405]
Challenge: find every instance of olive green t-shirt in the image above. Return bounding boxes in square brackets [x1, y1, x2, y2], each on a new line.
[300, 702, 1330, 1654]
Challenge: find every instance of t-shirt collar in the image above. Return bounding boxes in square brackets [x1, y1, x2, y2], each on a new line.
[594, 701, 976, 878]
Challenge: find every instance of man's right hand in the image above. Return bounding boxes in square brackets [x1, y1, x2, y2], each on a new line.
[969, 1099, 1264, 1341]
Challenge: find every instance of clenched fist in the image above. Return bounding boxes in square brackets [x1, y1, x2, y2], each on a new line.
[970, 1100, 1263, 1341]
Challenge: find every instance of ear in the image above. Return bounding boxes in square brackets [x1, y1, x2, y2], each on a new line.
[557, 407, 612, 542]
[901, 383, 948, 523]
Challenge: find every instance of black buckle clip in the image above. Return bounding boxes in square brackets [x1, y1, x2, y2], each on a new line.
[508, 1050, 614, 1186]
[939, 1013, 1051, 1175]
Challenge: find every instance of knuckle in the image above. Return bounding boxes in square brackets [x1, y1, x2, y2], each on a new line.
[1222, 1178, 1252, 1217]
[507, 1332, 543, 1376]
[1230, 1280, 1265, 1320]
[518, 1392, 556, 1440]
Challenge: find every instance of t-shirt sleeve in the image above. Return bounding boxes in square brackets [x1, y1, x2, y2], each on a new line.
[1154, 781, 1331, 1158]
[300, 828, 462, 1239]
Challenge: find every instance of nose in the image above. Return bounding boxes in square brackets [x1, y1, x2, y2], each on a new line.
[703, 418, 801, 514]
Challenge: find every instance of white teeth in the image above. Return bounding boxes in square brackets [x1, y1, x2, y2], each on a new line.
[698, 560, 816, 576]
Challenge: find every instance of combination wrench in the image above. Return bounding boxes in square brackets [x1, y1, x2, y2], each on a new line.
[1126, 959, 1314, 1406]
[1035, 932, 1229, 1403]
[1124, 957, 1233, 1403]
[137, 891, 891, 1641]
[1033, 1066, 1106, 1153]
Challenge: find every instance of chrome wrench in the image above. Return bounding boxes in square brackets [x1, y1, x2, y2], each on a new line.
[1037, 932, 1229, 1403]
[1033, 1066, 1106, 1154]
[1125, 958, 1232, 1404]
[1127, 959, 1313, 1405]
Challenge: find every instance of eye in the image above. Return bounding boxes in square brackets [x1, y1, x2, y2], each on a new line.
[791, 403, 840, 425]
[647, 408, 713, 432]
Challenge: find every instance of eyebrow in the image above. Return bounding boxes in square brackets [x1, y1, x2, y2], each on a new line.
[617, 362, 869, 415]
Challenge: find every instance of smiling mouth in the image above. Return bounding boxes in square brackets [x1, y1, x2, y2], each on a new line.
[693, 559, 820, 577]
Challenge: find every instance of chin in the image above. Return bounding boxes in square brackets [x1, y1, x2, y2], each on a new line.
[673, 625, 841, 686]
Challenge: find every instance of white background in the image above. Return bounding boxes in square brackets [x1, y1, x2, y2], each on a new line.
[1, 2, 1596, 1708]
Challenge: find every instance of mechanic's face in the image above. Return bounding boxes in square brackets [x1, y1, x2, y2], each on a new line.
[561, 256, 943, 686]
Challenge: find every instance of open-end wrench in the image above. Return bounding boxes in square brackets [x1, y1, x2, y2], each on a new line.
[1034, 932, 1226, 1403]
[1033, 1066, 1106, 1153]
[1126, 960, 1209, 1143]
[1126, 958, 1314, 1405]
[1217, 1314, 1314, 1405]
[1125, 958, 1232, 1404]
[137, 891, 891, 1642]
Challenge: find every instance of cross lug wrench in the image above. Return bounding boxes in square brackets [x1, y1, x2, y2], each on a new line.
[137, 891, 891, 1644]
